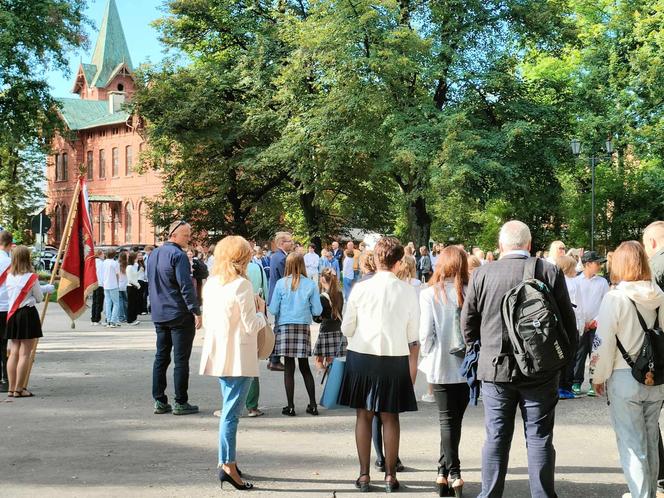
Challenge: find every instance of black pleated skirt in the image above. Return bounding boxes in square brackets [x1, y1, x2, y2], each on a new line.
[337, 350, 418, 414]
[6, 306, 43, 340]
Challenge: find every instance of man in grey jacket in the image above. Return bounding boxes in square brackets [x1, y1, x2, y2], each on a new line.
[461, 220, 577, 498]
[643, 220, 664, 495]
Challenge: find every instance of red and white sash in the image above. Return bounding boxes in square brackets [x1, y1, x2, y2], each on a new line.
[0, 257, 9, 287]
[7, 273, 38, 321]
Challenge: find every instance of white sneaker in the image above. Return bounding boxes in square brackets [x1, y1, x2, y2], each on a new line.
[91, 322, 100, 326]
[130, 320, 140, 326]
[421, 393, 435, 403]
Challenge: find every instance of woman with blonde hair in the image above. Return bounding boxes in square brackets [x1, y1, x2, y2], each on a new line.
[268, 252, 322, 416]
[199, 236, 267, 491]
[419, 246, 470, 497]
[546, 240, 566, 266]
[467, 255, 482, 275]
[397, 255, 422, 295]
[592, 241, 664, 498]
[359, 250, 376, 279]
[5, 246, 54, 398]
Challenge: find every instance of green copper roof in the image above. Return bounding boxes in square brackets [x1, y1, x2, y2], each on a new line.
[90, 0, 133, 88]
[56, 98, 128, 131]
[81, 63, 97, 84]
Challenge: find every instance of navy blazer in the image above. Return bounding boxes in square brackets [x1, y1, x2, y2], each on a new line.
[268, 249, 287, 304]
[461, 253, 577, 384]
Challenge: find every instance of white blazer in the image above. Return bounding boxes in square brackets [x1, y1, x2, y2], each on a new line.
[199, 276, 266, 377]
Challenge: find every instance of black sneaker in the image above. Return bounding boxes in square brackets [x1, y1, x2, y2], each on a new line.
[154, 401, 172, 414]
[173, 402, 199, 415]
[0, 380, 8, 393]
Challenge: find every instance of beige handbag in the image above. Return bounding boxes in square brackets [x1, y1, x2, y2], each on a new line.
[257, 322, 275, 360]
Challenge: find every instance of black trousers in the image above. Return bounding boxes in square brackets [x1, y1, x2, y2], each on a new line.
[433, 383, 470, 479]
[127, 285, 141, 323]
[0, 311, 7, 383]
[573, 329, 595, 385]
[138, 280, 148, 313]
[91, 286, 104, 323]
[152, 314, 195, 405]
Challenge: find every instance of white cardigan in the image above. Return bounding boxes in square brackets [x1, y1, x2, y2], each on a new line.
[341, 271, 419, 356]
[418, 283, 466, 384]
[591, 281, 664, 384]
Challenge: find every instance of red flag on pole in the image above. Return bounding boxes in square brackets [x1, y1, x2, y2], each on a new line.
[57, 177, 98, 320]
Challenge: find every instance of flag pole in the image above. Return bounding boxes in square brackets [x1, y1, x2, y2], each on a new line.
[24, 178, 82, 388]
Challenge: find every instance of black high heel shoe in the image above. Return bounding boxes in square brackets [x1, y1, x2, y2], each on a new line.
[282, 406, 296, 416]
[306, 403, 318, 416]
[218, 468, 253, 490]
[385, 475, 400, 493]
[435, 476, 448, 497]
[355, 473, 370, 493]
[450, 478, 464, 497]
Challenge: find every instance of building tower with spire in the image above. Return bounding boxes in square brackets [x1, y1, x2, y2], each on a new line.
[47, 0, 162, 247]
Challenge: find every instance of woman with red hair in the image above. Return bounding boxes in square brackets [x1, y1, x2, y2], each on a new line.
[419, 246, 470, 497]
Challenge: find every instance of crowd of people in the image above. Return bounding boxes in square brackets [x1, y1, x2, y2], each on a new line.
[3, 218, 664, 497]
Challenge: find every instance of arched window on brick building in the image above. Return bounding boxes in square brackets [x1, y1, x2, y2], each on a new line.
[138, 201, 145, 243]
[125, 202, 133, 243]
[100, 204, 107, 245]
[54, 204, 61, 242]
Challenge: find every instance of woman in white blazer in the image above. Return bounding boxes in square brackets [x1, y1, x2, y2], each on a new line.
[199, 236, 266, 491]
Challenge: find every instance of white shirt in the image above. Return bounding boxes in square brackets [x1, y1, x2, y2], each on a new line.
[95, 258, 105, 287]
[565, 275, 585, 334]
[0, 250, 11, 312]
[127, 266, 140, 288]
[206, 255, 215, 272]
[134, 264, 146, 282]
[102, 259, 120, 290]
[6, 273, 52, 310]
[418, 283, 466, 384]
[304, 252, 320, 277]
[575, 273, 609, 323]
[341, 271, 420, 356]
[342, 255, 355, 279]
[408, 278, 422, 298]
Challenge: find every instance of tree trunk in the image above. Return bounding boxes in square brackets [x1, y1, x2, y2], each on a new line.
[407, 195, 431, 249]
[299, 190, 323, 252]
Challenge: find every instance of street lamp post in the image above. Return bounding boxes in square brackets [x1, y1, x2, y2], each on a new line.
[571, 138, 613, 252]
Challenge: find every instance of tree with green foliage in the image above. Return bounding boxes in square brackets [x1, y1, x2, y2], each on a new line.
[0, 0, 88, 235]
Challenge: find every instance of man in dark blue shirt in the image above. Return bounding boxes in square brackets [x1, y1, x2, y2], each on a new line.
[267, 231, 293, 371]
[147, 220, 201, 416]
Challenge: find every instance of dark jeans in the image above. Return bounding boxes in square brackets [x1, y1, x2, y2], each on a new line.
[480, 375, 559, 498]
[152, 314, 195, 405]
[433, 383, 470, 479]
[573, 329, 595, 385]
[0, 311, 7, 383]
[127, 285, 141, 323]
[91, 286, 104, 323]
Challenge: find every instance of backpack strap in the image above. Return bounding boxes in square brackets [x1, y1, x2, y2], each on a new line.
[629, 299, 651, 332]
[616, 338, 636, 368]
[522, 257, 537, 281]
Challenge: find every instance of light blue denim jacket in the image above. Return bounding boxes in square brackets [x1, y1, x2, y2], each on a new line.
[268, 276, 323, 326]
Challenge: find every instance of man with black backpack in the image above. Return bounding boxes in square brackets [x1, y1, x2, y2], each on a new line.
[461, 220, 578, 498]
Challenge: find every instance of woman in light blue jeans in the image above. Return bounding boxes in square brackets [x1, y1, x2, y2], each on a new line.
[199, 236, 267, 491]
[591, 241, 664, 498]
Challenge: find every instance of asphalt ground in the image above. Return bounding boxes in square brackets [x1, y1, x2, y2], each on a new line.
[0, 306, 647, 497]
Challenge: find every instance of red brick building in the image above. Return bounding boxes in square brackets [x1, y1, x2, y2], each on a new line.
[47, 0, 162, 247]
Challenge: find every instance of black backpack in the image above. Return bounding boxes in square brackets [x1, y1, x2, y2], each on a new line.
[616, 300, 664, 386]
[501, 258, 571, 379]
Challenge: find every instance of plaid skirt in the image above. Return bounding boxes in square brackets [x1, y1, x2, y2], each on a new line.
[274, 324, 311, 358]
[313, 330, 347, 358]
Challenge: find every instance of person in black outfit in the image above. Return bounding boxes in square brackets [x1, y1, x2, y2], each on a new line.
[313, 268, 346, 370]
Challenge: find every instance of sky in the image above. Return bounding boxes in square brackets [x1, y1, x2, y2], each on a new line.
[48, 0, 166, 98]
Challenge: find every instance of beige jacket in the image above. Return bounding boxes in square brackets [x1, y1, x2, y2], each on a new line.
[199, 276, 266, 377]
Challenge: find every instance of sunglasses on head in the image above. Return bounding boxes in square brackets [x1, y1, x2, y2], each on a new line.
[169, 220, 187, 237]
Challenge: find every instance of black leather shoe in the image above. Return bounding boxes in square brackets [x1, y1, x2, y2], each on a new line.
[268, 362, 285, 371]
[282, 406, 296, 416]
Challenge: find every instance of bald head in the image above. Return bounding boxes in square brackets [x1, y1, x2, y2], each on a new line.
[643, 221, 664, 258]
[168, 221, 192, 249]
[499, 220, 531, 253]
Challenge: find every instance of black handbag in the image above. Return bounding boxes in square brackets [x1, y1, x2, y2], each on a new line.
[616, 300, 664, 386]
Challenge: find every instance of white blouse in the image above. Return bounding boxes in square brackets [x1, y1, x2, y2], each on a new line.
[341, 271, 419, 356]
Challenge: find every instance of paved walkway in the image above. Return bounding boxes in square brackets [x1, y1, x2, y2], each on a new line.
[0, 307, 643, 497]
